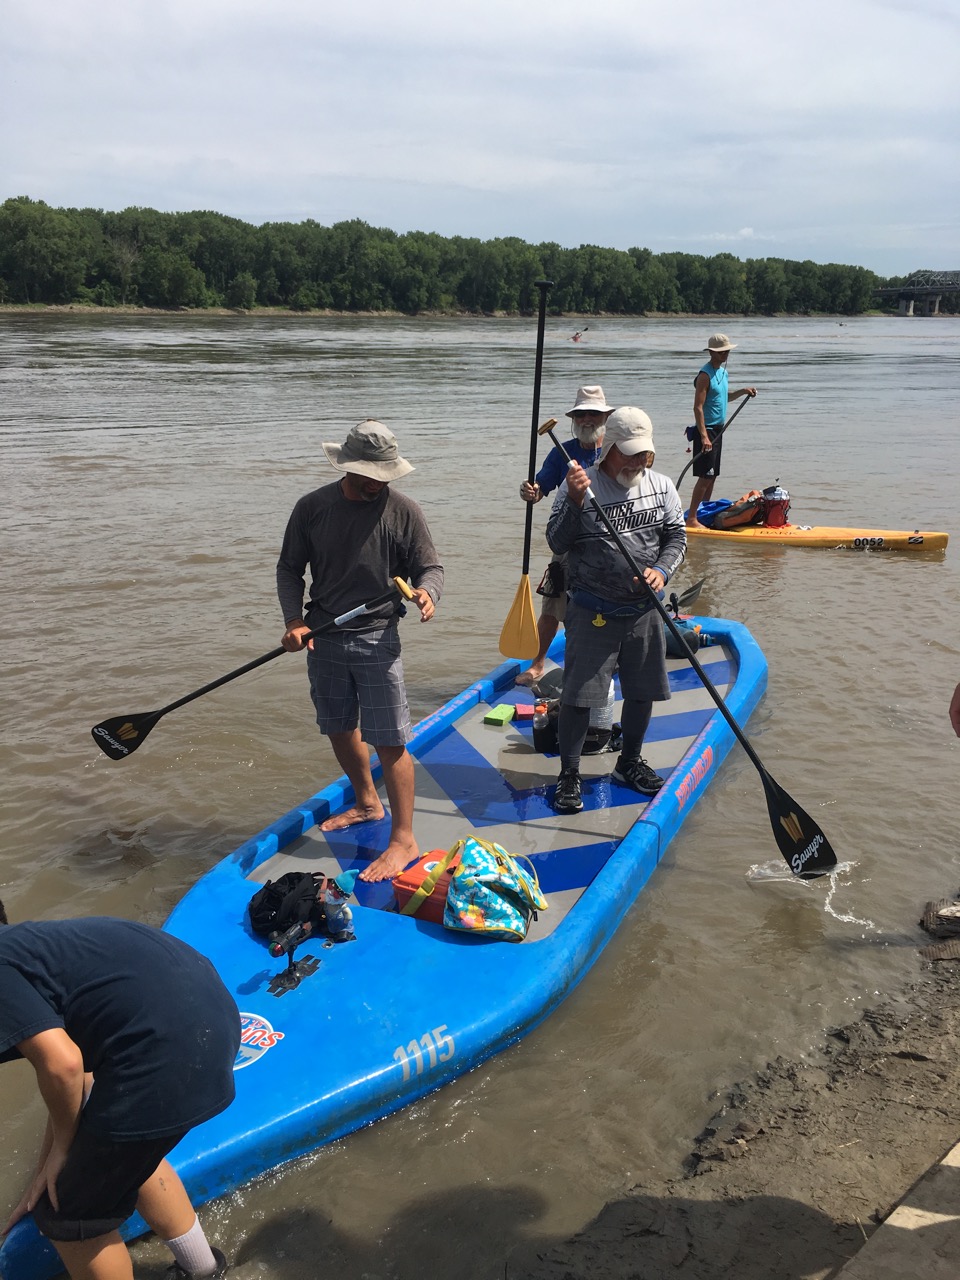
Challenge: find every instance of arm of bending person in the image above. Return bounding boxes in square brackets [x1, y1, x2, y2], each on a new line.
[950, 683, 960, 737]
[4, 1029, 86, 1230]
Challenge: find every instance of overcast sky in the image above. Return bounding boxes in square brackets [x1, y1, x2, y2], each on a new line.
[3, 0, 958, 275]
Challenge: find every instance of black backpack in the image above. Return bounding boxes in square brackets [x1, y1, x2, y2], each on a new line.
[248, 872, 326, 937]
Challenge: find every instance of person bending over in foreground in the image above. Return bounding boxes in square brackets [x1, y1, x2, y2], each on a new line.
[516, 385, 612, 687]
[546, 408, 686, 813]
[686, 333, 757, 530]
[0, 900, 240, 1280]
[277, 419, 443, 882]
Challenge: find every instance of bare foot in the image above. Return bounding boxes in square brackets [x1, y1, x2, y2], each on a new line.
[321, 802, 386, 832]
[516, 665, 545, 688]
[685, 521, 709, 531]
[360, 836, 419, 883]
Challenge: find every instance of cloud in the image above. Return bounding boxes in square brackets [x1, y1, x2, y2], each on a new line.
[1, 0, 958, 274]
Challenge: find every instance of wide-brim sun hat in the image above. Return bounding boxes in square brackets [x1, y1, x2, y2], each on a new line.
[600, 407, 655, 461]
[704, 333, 737, 352]
[565, 385, 614, 417]
[323, 420, 414, 481]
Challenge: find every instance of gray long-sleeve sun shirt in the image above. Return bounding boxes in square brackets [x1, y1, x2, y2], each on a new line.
[547, 464, 686, 601]
[277, 480, 444, 631]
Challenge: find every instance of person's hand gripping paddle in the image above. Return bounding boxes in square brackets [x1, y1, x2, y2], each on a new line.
[539, 417, 837, 880]
[91, 578, 416, 760]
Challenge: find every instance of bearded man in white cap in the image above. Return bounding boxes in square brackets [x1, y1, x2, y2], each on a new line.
[516, 385, 613, 687]
[546, 408, 686, 813]
[687, 333, 757, 529]
[277, 420, 443, 881]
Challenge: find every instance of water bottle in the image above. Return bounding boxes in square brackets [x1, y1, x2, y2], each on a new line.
[589, 679, 616, 732]
[532, 704, 557, 754]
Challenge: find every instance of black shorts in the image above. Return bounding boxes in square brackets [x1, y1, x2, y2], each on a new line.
[692, 429, 722, 478]
[31, 1118, 186, 1242]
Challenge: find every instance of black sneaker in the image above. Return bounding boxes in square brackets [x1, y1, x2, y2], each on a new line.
[165, 1247, 229, 1279]
[553, 767, 583, 812]
[612, 756, 665, 796]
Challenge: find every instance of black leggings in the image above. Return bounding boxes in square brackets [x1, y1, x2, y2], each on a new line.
[559, 699, 653, 771]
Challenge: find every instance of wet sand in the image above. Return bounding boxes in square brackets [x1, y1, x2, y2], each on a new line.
[510, 961, 960, 1280]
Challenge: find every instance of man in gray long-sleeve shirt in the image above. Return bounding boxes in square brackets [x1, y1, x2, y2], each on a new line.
[277, 420, 443, 882]
[546, 408, 686, 814]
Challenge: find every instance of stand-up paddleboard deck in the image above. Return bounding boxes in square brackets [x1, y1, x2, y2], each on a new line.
[1, 617, 767, 1280]
[685, 523, 948, 551]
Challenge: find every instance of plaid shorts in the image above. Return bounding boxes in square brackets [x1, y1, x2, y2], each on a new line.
[307, 624, 412, 746]
[561, 601, 670, 707]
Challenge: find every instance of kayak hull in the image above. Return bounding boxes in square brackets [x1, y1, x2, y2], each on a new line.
[686, 524, 948, 551]
[1, 617, 767, 1280]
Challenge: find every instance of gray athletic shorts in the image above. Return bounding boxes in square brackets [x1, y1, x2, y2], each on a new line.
[561, 602, 670, 708]
[307, 625, 412, 746]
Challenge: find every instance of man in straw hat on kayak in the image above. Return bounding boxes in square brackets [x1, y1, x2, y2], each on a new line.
[546, 408, 686, 813]
[277, 420, 443, 882]
[687, 333, 757, 530]
[516, 385, 613, 688]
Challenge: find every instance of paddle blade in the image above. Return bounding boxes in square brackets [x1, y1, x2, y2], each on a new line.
[91, 711, 163, 760]
[760, 770, 838, 879]
[677, 578, 705, 609]
[499, 576, 540, 659]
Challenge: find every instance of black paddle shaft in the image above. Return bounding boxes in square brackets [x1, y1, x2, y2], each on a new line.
[91, 584, 406, 760]
[543, 425, 837, 879]
[521, 280, 553, 576]
[675, 393, 751, 489]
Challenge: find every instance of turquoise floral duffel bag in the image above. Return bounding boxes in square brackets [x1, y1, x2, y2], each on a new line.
[442, 836, 547, 942]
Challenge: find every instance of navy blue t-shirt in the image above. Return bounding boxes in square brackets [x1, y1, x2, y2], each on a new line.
[535, 437, 603, 496]
[0, 918, 240, 1141]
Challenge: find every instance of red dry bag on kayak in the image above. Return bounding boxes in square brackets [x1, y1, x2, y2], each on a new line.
[761, 485, 791, 527]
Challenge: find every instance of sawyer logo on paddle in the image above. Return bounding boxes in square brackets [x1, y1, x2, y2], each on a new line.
[235, 1012, 286, 1069]
[92, 723, 137, 756]
[791, 833, 827, 877]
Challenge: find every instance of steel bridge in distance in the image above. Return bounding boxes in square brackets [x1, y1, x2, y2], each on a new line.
[876, 270, 960, 315]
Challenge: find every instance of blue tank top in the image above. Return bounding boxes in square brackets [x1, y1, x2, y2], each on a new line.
[696, 362, 728, 428]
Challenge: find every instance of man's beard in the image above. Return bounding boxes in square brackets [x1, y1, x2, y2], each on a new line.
[615, 468, 643, 489]
[574, 425, 603, 446]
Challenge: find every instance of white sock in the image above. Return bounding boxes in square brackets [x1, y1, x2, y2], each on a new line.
[165, 1215, 219, 1275]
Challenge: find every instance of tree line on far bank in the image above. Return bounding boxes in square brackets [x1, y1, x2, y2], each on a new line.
[0, 195, 948, 316]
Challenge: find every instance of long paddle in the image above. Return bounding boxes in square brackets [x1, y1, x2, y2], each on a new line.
[92, 578, 415, 760]
[539, 417, 837, 879]
[499, 278, 553, 659]
[675, 394, 751, 489]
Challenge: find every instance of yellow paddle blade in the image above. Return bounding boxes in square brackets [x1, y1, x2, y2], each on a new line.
[499, 575, 540, 659]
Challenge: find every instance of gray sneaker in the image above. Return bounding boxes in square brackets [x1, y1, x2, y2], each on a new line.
[612, 756, 664, 796]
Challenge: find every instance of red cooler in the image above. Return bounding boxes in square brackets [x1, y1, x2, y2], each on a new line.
[393, 849, 461, 924]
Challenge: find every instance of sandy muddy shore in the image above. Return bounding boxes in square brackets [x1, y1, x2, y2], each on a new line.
[509, 962, 960, 1280]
